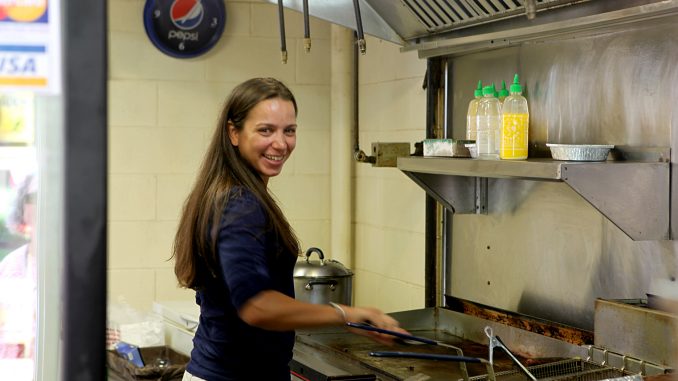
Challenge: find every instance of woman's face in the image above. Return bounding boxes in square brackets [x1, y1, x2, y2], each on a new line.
[229, 98, 297, 184]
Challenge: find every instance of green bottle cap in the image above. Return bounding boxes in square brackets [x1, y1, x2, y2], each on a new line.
[498, 80, 509, 98]
[482, 85, 495, 96]
[510, 73, 523, 93]
[474, 80, 483, 97]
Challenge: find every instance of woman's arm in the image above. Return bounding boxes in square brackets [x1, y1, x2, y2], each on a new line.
[239, 290, 405, 345]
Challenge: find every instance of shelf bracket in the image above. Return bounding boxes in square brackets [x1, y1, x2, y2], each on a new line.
[398, 153, 671, 241]
[401, 172, 477, 213]
[560, 162, 670, 241]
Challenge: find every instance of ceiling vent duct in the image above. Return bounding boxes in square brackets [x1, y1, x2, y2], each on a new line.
[399, 0, 577, 33]
[269, 0, 678, 56]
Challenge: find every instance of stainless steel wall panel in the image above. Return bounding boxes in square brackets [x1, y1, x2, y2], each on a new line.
[451, 17, 678, 146]
[445, 19, 678, 330]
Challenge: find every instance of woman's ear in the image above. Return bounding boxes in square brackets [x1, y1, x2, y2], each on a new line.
[227, 122, 239, 146]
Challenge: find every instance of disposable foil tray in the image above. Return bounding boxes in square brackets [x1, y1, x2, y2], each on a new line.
[546, 144, 614, 161]
[465, 358, 639, 381]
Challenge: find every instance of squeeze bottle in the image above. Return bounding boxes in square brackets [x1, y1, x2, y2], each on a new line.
[500, 74, 529, 160]
[476, 84, 501, 159]
[465, 80, 483, 140]
[498, 80, 509, 103]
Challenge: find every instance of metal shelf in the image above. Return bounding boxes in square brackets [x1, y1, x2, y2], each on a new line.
[398, 156, 670, 241]
[398, 157, 568, 180]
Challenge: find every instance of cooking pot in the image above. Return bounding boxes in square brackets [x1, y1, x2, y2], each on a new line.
[293, 247, 353, 306]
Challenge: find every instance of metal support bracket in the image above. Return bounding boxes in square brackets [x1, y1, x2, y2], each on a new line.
[560, 162, 669, 241]
[401, 171, 476, 213]
[398, 149, 671, 241]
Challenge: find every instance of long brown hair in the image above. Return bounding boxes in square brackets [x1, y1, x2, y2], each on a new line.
[173, 78, 300, 289]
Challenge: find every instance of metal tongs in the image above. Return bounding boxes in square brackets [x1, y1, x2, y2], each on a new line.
[350, 322, 486, 381]
[485, 326, 537, 381]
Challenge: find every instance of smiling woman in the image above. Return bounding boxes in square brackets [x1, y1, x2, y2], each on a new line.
[171, 78, 406, 381]
[227, 97, 297, 184]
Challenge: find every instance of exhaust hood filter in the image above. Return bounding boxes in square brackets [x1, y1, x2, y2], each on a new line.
[401, 0, 587, 33]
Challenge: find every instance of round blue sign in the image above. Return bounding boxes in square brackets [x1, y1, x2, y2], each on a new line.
[143, 0, 226, 59]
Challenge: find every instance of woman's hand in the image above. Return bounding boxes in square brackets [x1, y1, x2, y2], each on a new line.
[338, 304, 409, 346]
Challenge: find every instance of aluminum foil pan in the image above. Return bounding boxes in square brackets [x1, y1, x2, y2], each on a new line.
[546, 144, 614, 161]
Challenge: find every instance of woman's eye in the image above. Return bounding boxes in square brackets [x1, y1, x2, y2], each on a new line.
[258, 127, 272, 134]
[284, 128, 296, 136]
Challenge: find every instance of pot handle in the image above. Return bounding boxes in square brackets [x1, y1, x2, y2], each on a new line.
[304, 247, 325, 266]
[305, 279, 338, 291]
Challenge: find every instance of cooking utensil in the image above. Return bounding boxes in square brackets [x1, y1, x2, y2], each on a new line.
[347, 322, 461, 350]
[349, 321, 474, 381]
[369, 351, 488, 363]
[485, 326, 537, 381]
[294, 247, 353, 305]
[546, 144, 614, 161]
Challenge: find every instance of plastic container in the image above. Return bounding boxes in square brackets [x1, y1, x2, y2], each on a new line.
[107, 346, 189, 381]
[500, 74, 529, 160]
[498, 80, 509, 103]
[476, 84, 501, 159]
[465, 80, 483, 140]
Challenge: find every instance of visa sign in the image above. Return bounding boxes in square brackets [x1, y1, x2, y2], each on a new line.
[0, 45, 47, 86]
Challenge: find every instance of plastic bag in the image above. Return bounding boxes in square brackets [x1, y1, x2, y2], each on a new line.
[107, 299, 165, 349]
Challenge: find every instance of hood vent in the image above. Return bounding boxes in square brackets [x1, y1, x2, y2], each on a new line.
[402, 0, 578, 33]
[269, 0, 678, 56]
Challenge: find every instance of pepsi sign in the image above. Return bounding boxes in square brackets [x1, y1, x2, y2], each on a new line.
[143, 0, 226, 58]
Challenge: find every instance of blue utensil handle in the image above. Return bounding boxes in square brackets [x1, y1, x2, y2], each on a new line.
[346, 322, 438, 346]
[369, 351, 483, 363]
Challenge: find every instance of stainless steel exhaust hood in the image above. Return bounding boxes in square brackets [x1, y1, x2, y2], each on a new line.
[269, 0, 678, 57]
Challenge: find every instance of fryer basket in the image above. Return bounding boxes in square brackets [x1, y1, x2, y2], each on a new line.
[465, 359, 640, 381]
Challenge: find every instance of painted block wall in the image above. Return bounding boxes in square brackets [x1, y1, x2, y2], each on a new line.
[353, 36, 427, 312]
[107, 0, 427, 314]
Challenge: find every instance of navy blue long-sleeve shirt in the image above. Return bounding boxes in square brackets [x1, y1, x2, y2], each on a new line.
[186, 187, 297, 381]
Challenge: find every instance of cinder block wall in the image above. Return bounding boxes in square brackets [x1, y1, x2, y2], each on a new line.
[353, 36, 426, 312]
[107, 0, 426, 314]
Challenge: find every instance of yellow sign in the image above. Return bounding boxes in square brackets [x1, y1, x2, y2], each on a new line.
[0, 92, 34, 144]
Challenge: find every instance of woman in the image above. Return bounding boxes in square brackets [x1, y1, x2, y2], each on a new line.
[0, 173, 37, 359]
[173, 78, 404, 381]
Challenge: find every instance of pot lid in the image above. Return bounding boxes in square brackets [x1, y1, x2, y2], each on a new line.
[293, 247, 353, 278]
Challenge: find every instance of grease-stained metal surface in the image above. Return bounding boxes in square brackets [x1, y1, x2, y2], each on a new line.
[292, 308, 592, 381]
[296, 328, 522, 381]
[446, 297, 593, 346]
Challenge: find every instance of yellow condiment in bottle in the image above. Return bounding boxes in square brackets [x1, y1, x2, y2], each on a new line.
[500, 74, 529, 160]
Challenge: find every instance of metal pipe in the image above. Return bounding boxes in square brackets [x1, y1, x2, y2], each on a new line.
[330, 24, 354, 278]
[352, 32, 374, 164]
[303, 0, 311, 52]
[352, 0, 366, 54]
[425, 57, 444, 307]
[277, 0, 287, 63]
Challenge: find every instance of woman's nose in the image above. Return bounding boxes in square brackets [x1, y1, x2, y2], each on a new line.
[272, 132, 286, 149]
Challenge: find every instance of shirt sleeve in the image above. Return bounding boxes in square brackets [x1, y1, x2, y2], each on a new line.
[216, 189, 274, 310]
